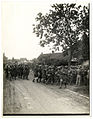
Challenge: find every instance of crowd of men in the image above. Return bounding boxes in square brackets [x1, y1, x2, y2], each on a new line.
[4, 63, 30, 81]
[4, 61, 89, 88]
[32, 64, 89, 88]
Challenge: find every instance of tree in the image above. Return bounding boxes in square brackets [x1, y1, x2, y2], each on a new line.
[80, 5, 89, 61]
[82, 33, 89, 60]
[33, 3, 89, 67]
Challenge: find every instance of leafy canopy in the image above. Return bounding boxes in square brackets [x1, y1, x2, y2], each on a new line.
[33, 3, 89, 52]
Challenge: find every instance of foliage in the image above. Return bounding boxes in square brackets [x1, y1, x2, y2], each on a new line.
[82, 33, 89, 60]
[33, 3, 89, 66]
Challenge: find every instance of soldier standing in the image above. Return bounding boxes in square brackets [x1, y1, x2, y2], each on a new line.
[59, 68, 64, 89]
[76, 66, 81, 86]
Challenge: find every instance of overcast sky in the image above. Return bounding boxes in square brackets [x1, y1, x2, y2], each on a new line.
[2, 0, 89, 60]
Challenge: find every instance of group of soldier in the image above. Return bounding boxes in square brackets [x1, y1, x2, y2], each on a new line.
[4, 63, 30, 81]
[32, 64, 68, 88]
[32, 64, 89, 88]
[4, 61, 89, 88]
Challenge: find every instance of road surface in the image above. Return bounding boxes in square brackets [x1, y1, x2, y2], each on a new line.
[3, 71, 90, 114]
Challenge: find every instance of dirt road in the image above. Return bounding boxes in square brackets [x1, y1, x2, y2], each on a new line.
[3, 71, 90, 114]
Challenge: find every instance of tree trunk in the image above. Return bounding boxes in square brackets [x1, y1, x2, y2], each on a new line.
[68, 48, 72, 68]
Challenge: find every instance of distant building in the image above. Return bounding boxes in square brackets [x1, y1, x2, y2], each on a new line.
[19, 58, 28, 63]
[37, 39, 89, 66]
[37, 52, 77, 66]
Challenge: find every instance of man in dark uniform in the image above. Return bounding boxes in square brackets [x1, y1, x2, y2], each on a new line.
[41, 67, 47, 83]
[55, 67, 61, 85]
[13, 64, 17, 80]
[25, 64, 30, 80]
[4, 64, 9, 79]
[50, 66, 55, 85]
[46, 66, 52, 84]
[37, 65, 42, 82]
[32, 64, 39, 82]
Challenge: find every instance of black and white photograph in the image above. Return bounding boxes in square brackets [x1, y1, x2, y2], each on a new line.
[1, 0, 90, 116]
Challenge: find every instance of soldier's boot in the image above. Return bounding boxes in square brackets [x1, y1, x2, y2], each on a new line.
[64, 83, 67, 88]
[32, 78, 35, 82]
[37, 78, 39, 83]
[27, 76, 29, 80]
[59, 82, 62, 89]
